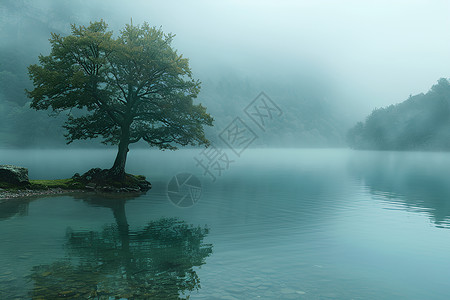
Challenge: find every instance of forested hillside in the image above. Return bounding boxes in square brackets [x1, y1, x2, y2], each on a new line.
[347, 78, 450, 150]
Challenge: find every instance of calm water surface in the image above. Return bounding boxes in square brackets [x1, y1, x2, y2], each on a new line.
[1, 148, 450, 299]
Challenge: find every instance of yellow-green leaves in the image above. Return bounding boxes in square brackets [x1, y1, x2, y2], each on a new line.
[28, 20, 212, 151]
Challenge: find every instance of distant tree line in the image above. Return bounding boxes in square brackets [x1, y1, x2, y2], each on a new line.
[0, 2, 77, 147]
[0, 49, 69, 147]
[347, 78, 450, 150]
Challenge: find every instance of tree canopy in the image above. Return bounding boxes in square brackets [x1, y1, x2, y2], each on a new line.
[27, 20, 213, 176]
[347, 78, 450, 150]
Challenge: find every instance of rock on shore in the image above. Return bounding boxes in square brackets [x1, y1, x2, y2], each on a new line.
[0, 165, 29, 185]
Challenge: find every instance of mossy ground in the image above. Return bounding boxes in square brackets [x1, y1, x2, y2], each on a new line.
[0, 179, 84, 191]
[29, 179, 85, 190]
[1, 173, 150, 192]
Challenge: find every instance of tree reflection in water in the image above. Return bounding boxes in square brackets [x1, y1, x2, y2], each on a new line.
[28, 197, 212, 299]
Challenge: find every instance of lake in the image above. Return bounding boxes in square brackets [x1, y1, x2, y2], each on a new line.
[1, 148, 450, 299]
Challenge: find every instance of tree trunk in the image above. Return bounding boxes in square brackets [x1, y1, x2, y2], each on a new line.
[111, 200, 132, 274]
[111, 200, 129, 236]
[110, 126, 130, 179]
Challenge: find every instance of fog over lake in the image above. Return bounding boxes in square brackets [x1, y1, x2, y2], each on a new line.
[2, 1, 450, 299]
[1, 149, 450, 299]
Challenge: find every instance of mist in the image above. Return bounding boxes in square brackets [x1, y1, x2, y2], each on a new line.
[2, 0, 450, 148]
[3, 2, 450, 299]
[90, 0, 450, 111]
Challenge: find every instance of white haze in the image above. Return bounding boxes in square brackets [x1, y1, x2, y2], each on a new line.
[2, 0, 450, 118]
[98, 0, 450, 115]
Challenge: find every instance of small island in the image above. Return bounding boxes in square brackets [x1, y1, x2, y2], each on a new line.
[1, 20, 213, 202]
[0, 165, 151, 200]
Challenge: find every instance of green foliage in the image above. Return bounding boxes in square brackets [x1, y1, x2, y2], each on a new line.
[347, 78, 450, 150]
[27, 20, 213, 150]
[0, 3, 91, 148]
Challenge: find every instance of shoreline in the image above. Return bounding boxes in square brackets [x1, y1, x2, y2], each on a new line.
[0, 188, 86, 200]
[0, 169, 151, 200]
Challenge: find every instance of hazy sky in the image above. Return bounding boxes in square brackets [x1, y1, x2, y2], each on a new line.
[4, 0, 450, 116]
[95, 0, 450, 112]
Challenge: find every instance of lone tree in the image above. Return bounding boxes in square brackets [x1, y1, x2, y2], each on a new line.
[27, 21, 213, 178]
